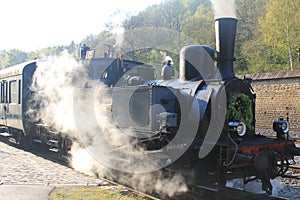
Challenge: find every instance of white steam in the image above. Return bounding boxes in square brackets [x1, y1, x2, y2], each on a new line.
[210, 0, 237, 19]
[71, 147, 188, 197]
[31, 52, 188, 197]
[32, 51, 86, 135]
[226, 178, 285, 197]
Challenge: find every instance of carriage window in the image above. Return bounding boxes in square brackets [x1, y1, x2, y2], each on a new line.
[0, 82, 3, 103]
[18, 80, 21, 104]
[4, 82, 8, 103]
[9, 80, 18, 103]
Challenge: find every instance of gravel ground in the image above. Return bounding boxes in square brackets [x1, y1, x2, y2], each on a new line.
[0, 140, 101, 185]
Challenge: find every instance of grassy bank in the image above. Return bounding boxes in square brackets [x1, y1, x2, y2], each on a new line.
[49, 185, 144, 200]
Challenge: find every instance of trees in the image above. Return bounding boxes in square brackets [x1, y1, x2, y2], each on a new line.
[259, 0, 300, 72]
[121, 0, 208, 66]
[187, 0, 214, 47]
[235, 0, 268, 73]
[0, 49, 27, 69]
[1, 0, 299, 73]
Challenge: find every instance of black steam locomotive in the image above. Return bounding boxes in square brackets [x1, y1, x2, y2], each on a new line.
[0, 17, 299, 196]
[110, 17, 300, 195]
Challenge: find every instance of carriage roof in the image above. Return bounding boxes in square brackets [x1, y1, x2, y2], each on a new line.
[0, 60, 36, 79]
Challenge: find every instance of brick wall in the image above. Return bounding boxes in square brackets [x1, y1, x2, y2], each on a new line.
[244, 71, 300, 131]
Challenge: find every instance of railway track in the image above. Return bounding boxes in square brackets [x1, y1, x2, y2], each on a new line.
[281, 165, 300, 180]
[167, 186, 287, 200]
[0, 136, 161, 200]
[99, 177, 161, 200]
[38, 149, 290, 200]
[28, 145, 161, 200]
[26, 145, 292, 200]
[288, 166, 300, 171]
[0, 136, 294, 200]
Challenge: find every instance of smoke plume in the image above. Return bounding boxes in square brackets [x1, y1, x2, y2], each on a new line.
[210, 0, 237, 19]
[31, 51, 84, 135]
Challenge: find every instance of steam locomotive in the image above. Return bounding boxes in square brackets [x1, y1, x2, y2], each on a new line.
[0, 16, 300, 197]
[109, 17, 300, 195]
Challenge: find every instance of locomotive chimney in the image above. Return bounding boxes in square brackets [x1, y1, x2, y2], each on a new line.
[215, 17, 237, 80]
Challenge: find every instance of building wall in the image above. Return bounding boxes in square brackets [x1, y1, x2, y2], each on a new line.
[244, 71, 300, 131]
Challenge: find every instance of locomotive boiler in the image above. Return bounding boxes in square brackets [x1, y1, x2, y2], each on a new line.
[110, 17, 300, 195]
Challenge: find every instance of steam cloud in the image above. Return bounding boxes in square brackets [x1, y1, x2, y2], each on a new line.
[31, 51, 83, 135]
[31, 51, 187, 197]
[210, 0, 237, 19]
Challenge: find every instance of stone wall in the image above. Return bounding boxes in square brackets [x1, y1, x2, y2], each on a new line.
[244, 70, 300, 131]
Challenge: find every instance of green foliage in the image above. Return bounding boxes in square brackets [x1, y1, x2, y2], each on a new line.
[187, 0, 215, 46]
[259, 0, 300, 71]
[1, 0, 300, 73]
[234, 0, 269, 74]
[227, 93, 254, 131]
[0, 49, 27, 69]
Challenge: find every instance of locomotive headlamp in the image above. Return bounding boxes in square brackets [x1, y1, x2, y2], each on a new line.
[273, 118, 289, 134]
[228, 122, 247, 137]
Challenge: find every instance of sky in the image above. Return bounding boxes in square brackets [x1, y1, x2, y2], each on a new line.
[0, 0, 165, 52]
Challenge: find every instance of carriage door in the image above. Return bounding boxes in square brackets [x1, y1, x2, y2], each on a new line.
[0, 81, 8, 125]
